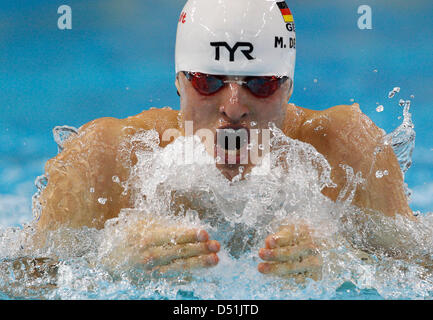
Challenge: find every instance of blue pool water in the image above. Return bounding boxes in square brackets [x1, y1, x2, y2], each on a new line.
[0, 0, 432, 299]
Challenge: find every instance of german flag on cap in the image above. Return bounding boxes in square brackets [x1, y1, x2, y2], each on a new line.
[277, 1, 294, 23]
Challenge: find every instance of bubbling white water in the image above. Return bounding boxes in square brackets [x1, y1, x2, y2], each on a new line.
[1, 104, 432, 299]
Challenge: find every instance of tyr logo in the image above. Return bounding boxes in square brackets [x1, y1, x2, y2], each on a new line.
[210, 42, 255, 61]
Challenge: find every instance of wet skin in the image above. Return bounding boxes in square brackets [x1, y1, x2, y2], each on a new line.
[37, 73, 413, 279]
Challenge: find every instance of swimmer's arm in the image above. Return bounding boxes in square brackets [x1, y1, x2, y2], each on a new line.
[37, 108, 181, 232]
[300, 104, 413, 219]
[35, 109, 220, 271]
[300, 106, 433, 270]
[37, 117, 133, 231]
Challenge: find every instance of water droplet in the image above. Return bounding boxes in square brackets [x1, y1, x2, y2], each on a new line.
[373, 69, 378, 73]
[376, 105, 384, 112]
[383, 170, 389, 176]
[98, 198, 107, 205]
[375, 171, 384, 178]
[53, 126, 79, 153]
[388, 87, 400, 98]
[112, 176, 120, 183]
[34, 175, 48, 191]
[246, 143, 253, 150]
[258, 144, 264, 150]
[90, 187, 95, 193]
[374, 146, 383, 155]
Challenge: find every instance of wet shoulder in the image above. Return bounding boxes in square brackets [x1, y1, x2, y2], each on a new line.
[125, 107, 181, 132]
[74, 108, 181, 148]
[299, 103, 381, 139]
[126, 108, 182, 147]
[297, 103, 384, 163]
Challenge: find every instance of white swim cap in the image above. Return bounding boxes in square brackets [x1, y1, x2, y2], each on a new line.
[175, 0, 296, 80]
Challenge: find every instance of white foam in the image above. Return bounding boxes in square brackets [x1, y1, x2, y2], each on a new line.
[1, 121, 432, 299]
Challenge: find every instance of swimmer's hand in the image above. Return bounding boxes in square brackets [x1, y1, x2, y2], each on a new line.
[258, 224, 322, 282]
[137, 227, 220, 274]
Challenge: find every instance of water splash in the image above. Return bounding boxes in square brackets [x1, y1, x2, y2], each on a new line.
[1, 105, 432, 300]
[388, 87, 400, 99]
[53, 126, 78, 153]
[31, 175, 48, 221]
[383, 98, 416, 201]
[376, 105, 384, 112]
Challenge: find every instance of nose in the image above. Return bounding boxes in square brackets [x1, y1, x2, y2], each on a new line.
[219, 83, 250, 123]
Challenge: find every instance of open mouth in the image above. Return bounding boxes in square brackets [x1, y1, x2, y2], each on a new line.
[215, 125, 250, 164]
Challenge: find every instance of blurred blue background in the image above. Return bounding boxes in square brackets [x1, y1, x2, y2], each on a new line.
[0, 0, 432, 224]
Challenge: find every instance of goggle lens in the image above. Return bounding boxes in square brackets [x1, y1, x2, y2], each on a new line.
[183, 72, 288, 98]
[190, 73, 224, 96]
[246, 76, 281, 98]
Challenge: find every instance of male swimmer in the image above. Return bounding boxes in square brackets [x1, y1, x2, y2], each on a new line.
[35, 0, 413, 280]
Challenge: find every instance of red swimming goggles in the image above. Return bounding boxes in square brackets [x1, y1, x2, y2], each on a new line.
[181, 71, 290, 98]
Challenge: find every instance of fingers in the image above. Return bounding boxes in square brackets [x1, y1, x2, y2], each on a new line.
[259, 224, 322, 281]
[141, 227, 209, 249]
[142, 240, 220, 266]
[258, 243, 317, 262]
[265, 225, 310, 249]
[137, 225, 220, 273]
[153, 253, 219, 274]
[258, 256, 322, 280]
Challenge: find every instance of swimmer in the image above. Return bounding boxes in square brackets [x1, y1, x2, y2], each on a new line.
[35, 0, 414, 281]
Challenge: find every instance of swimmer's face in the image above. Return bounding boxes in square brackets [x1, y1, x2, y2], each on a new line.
[176, 72, 291, 179]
